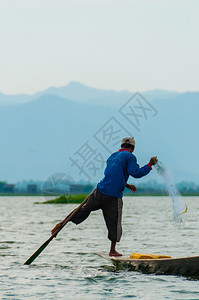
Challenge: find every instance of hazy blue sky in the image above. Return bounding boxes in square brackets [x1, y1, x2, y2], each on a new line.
[0, 0, 198, 94]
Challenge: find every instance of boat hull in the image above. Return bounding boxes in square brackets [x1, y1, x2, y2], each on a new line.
[96, 253, 199, 277]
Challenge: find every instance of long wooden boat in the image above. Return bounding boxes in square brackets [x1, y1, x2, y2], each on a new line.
[96, 253, 199, 277]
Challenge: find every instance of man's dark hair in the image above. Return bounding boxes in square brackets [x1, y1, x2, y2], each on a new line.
[121, 143, 135, 149]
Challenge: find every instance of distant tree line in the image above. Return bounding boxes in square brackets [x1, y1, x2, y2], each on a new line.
[1, 180, 199, 196]
[0, 180, 94, 195]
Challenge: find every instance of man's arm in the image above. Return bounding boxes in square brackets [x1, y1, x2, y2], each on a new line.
[128, 155, 158, 178]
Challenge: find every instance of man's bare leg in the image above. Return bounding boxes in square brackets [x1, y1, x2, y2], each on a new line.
[109, 241, 122, 256]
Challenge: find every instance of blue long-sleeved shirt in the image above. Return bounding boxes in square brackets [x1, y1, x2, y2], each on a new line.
[97, 150, 151, 198]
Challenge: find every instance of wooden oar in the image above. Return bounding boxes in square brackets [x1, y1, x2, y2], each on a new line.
[24, 193, 91, 265]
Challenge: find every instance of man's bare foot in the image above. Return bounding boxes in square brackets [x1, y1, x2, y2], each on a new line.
[109, 250, 122, 256]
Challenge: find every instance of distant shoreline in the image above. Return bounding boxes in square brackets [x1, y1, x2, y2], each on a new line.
[0, 193, 199, 197]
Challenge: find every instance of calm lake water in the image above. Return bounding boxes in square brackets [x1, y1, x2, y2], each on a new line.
[1, 196, 199, 299]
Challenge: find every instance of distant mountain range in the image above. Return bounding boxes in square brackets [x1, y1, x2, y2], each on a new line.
[0, 81, 179, 107]
[0, 81, 198, 185]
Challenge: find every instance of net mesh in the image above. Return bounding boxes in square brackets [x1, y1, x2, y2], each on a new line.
[155, 161, 188, 223]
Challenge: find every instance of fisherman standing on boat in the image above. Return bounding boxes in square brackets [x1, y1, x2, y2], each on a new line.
[51, 137, 158, 256]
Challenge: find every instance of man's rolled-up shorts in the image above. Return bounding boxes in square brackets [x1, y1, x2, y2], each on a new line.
[71, 188, 123, 242]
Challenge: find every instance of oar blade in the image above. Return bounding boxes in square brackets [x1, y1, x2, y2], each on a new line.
[24, 239, 51, 265]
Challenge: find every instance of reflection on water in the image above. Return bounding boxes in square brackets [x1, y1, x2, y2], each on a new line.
[0, 196, 199, 299]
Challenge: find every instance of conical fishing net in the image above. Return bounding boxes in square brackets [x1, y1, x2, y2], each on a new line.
[155, 161, 188, 223]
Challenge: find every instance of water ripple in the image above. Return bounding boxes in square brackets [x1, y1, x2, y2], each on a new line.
[1, 196, 199, 299]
